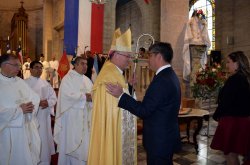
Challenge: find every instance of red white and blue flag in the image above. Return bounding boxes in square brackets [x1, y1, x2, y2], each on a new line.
[64, 0, 104, 56]
[17, 42, 23, 65]
[6, 37, 11, 54]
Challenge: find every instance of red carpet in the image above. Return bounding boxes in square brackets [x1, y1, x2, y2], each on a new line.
[51, 153, 58, 165]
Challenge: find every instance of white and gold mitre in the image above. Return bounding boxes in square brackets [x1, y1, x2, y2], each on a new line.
[110, 28, 121, 50]
[110, 28, 132, 52]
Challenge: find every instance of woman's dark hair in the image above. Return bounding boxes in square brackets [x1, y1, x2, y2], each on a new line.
[228, 51, 250, 87]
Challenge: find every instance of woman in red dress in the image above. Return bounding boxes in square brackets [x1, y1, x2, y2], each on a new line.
[211, 51, 250, 165]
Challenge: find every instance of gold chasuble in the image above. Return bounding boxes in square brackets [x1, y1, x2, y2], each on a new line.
[88, 61, 137, 165]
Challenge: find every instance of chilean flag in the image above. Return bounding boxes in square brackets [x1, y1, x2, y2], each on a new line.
[64, 0, 104, 56]
[17, 43, 23, 65]
[6, 37, 11, 54]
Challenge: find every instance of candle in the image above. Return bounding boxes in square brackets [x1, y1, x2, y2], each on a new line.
[7, 36, 9, 40]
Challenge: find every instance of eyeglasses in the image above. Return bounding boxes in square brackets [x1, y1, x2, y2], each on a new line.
[116, 52, 132, 59]
[3, 62, 21, 68]
[148, 52, 159, 57]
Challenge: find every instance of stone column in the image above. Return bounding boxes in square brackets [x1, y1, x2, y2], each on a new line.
[160, 0, 189, 96]
[43, 0, 53, 60]
[160, 0, 189, 76]
[103, 0, 117, 53]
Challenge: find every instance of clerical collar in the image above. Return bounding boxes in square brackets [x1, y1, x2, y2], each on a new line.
[156, 64, 171, 75]
[71, 69, 83, 76]
[30, 75, 40, 79]
[0, 72, 14, 79]
[0, 73, 17, 82]
[115, 65, 123, 75]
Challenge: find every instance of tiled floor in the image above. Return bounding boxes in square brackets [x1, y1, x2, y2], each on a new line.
[137, 119, 227, 165]
[51, 120, 244, 165]
[51, 86, 247, 165]
[135, 85, 228, 165]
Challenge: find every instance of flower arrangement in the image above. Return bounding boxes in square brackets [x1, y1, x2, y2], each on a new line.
[191, 63, 227, 100]
[197, 9, 206, 19]
[193, 9, 206, 20]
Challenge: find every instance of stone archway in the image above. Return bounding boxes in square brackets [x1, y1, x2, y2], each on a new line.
[116, 0, 142, 52]
[102, 0, 160, 53]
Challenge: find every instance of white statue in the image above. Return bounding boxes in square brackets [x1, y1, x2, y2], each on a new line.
[183, 9, 211, 81]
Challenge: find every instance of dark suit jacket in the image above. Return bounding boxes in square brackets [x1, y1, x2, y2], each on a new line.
[119, 67, 181, 157]
[85, 56, 105, 79]
[97, 56, 106, 71]
[213, 72, 250, 121]
[85, 57, 94, 79]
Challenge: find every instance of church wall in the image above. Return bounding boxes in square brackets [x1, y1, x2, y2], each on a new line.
[103, 0, 117, 54]
[103, 0, 160, 53]
[134, 0, 161, 50]
[43, 0, 53, 61]
[52, 0, 65, 60]
[216, 0, 250, 59]
[160, 0, 189, 77]
[27, 8, 43, 60]
[116, 0, 142, 52]
[0, 10, 14, 41]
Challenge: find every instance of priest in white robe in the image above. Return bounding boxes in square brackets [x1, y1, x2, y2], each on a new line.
[54, 56, 93, 165]
[0, 53, 41, 165]
[25, 61, 57, 165]
[40, 54, 50, 81]
[49, 56, 59, 88]
[22, 56, 31, 79]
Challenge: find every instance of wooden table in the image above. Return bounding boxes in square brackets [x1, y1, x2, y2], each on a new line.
[178, 109, 209, 154]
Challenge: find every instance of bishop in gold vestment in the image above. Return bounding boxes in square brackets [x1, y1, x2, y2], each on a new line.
[88, 28, 137, 165]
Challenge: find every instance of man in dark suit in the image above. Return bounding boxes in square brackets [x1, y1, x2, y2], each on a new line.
[106, 42, 181, 165]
